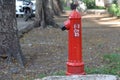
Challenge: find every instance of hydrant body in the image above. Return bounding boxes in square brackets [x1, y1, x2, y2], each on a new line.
[63, 10, 85, 75]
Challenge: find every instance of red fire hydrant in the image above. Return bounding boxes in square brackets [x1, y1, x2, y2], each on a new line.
[61, 10, 85, 75]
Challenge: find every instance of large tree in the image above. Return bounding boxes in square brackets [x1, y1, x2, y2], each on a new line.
[0, 0, 24, 67]
[34, 0, 63, 28]
[51, 0, 63, 15]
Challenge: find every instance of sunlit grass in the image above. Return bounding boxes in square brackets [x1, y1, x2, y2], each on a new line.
[64, 6, 70, 10]
[85, 53, 120, 76]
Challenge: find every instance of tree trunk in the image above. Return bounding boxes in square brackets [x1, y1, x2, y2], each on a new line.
[57, 0, 63, 12]
[33, 0, 63, 28]
[0, 0, 24, 67]
[51, 0, 63, 16]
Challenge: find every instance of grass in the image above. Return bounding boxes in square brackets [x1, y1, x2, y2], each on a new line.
[37, 53, 120, 79]
[64, 6, 70, 10]
[52, 70, 65, 76]
[85, 53, 120, 76]
[37, 74, 46, 79]
[37, 70, 65, 79]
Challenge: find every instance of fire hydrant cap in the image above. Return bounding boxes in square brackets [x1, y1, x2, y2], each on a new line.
[69, 10, 81, 19]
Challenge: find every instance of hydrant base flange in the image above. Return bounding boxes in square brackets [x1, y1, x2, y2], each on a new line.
[66, 62, 85, 75]
[66, 72, 86, 75]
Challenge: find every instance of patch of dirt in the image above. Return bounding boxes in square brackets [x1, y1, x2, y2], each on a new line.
[1, 12, 120, 79]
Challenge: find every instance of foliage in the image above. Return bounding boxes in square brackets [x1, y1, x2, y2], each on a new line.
[108, 3, 120, 17]
[83, 0, 96, 9]
[83, 0, 105, 9]
[92, 6, 105, 9]
[108, 4, 118, 16]
[116, 9, 120, 17]
[85, 53, 120, 76]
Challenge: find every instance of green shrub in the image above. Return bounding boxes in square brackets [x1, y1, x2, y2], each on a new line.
[94, 6, 105, 9]
[108, 4, 117, 15]
[83, 0, 105, 9]
[108, 4, 120, 17]
[116, 6, 120, 17]
[83, 0, 95, 9]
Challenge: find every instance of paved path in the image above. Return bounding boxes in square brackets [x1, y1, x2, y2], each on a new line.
[39, 75, 120, 80]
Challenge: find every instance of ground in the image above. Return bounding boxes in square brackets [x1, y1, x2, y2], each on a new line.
[0, 12, 120, 80]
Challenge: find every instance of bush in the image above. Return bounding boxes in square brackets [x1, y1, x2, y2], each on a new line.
[83, 0, 95, 9]
[116, 5, 120, 17]
[94, 6, 105, 9]
[108, 4, 120, 17]
[83, 0, 105, 9]
[108, 4, 117, 15]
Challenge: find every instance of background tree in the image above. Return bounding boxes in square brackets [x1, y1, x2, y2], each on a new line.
[0, 0, 24, 67]
[51, 0, 63, 15]
[34, 0, 63, 28]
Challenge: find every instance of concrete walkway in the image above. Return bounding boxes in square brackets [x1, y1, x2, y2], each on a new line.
[35, 75, 120, 80]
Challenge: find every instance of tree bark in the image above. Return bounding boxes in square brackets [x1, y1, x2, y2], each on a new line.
[51, 0, 63, 16]
[33, 0, 63, 28]
[0, 0, 24, 67]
